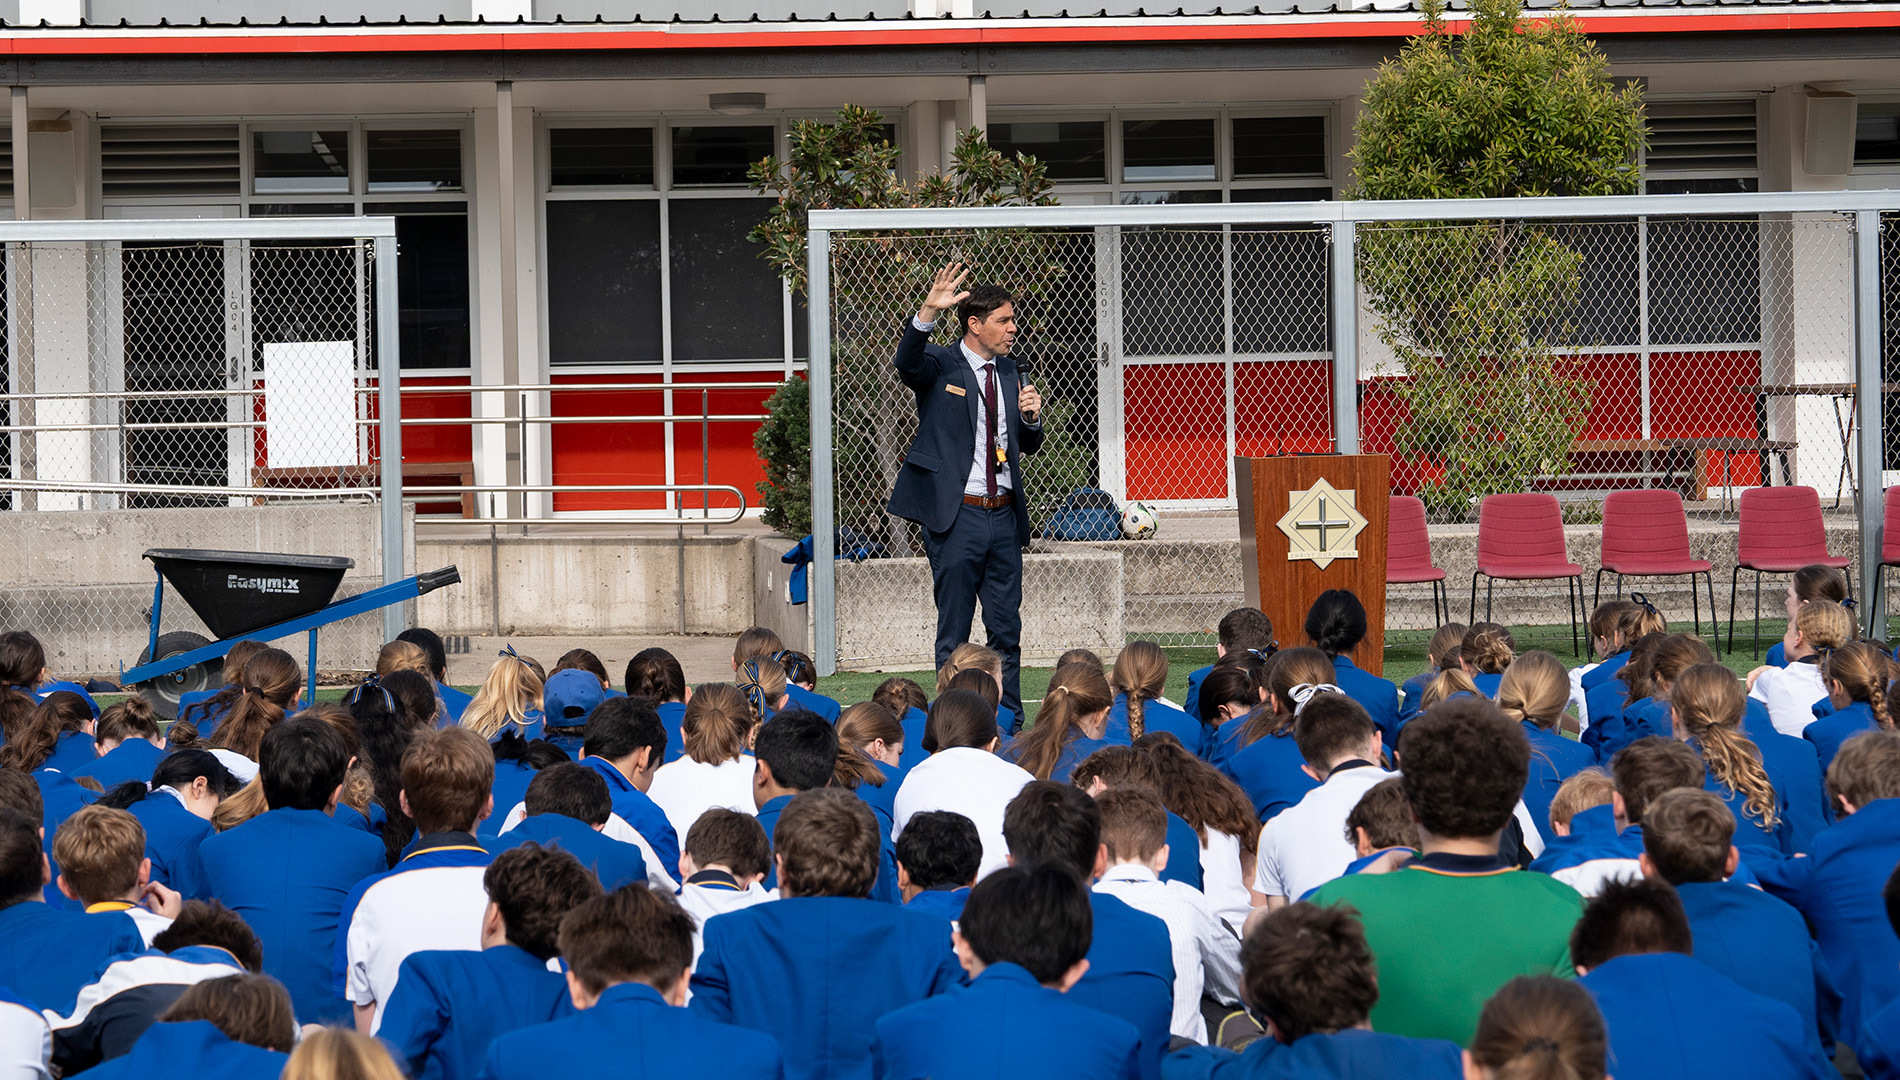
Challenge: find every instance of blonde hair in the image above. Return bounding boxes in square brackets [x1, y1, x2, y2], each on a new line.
[936, 643, 1002, 696]
[283, 1027, 407, 1080]
[1110, 641, 1169, 741]
[1418, 667, 1480, 713]
[375, 640, 432, 679]
[1015, 662, 1113, 781]
[460, 654, 545, 740]
[1549, 767, 1615, 832]
[1794, 601, 1856, 654]
[682, 683, 752, 764]
[51, 804, 145, 903]
[1671, 663, 1779, 829]
[213, 777, 269, 831]
[736, 658, 789, 725]
[1461, 623, 1516, 675]
[1828, 642, 1894, 730]
[1497, 651, 1570, 732]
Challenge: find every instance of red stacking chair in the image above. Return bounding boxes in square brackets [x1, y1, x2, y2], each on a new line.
[1472, 494, 1584, 654]
[1387, 495, 1448, 626]
[1868, 487, 1900, 639]
[1596, 490, 1716, 643]
[1729, 485, 1851, 657]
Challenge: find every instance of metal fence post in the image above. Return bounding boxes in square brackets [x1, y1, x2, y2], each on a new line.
[375, 234, 406, 642]
[809, 226, 838, 677]
[1329, 219, 1359, 455]
[1856, 211, 1887, 636]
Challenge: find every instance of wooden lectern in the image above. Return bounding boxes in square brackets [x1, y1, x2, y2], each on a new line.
[1236, 455, 1391, 675]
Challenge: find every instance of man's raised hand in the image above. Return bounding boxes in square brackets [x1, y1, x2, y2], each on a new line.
[919, 262, 971, 323]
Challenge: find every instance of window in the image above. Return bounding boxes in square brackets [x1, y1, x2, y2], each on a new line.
[988, 122, 1107, 182]
[1232, 116, 1326, 179]
[546, 200, 663, 365]
[550, 128, 655, 187]
[1122, 118, 1216, 182]
[252, 130, 350, 194]
[668, 199, 782, 362]
[1857, 102, 1900, 167]
[671, 126, 774, 187]
[373, 203, 472, 369]
[367, 129, 463, 193]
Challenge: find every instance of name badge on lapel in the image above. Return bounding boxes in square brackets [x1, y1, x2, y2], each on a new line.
[946, 384, 967, 397]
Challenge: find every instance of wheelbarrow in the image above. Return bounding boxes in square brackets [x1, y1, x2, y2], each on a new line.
[122, 548, 461, 718]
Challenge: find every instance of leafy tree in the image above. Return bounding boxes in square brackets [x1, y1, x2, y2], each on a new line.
[1351, 0, 1645, 517]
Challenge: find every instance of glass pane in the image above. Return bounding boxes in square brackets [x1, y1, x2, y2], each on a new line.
[1123, 119, 1216, 183]
[1118, 189, 1222, 206]
[367, 129, 462, 193]
[1858, 103, 1900, 166]
[251, 203, 354, 217]
[547, 200, 663, 365]
[1232, 116, 1327, 178]
[988, 121, 1107, 182]
[1230, 186, 1332, 203]
[669, 198, 783, 361]
[252, 130, 351, 194]
[388, 209, 471, 368]
[551, 128, 655, 187]
[1233, 228, 1329, 354]
[672, 126, 775, 187]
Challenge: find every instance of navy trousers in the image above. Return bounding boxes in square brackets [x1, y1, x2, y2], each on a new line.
[922, 501, 1023, 720]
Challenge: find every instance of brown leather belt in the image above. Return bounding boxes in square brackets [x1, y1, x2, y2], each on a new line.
[963, 492, 1013, 509]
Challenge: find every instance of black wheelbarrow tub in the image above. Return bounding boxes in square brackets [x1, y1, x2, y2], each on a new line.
[144, 548, 357, 641]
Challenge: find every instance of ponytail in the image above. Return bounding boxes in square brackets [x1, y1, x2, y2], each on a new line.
[1241, 647, 1333, 748]
[0, 689, 59, 770]
[1497, 651, 1570, 732]
[1014, 663, 1113, 780]
[832, 745, 886, 790]
[1111, 641, 1168, 742]
[682, 683, 751, 764]
[1672, 663, 1780, 829]
[1468, 976, 1606, 1080]
[210, 648, 303, 761]
[736, 659, 788, 726]
[1827, 641, 1895, 730]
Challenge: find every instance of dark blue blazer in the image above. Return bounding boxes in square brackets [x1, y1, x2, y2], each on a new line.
[1207, 715, 1250, 769]
[897, 706, 930, 772]
[483, 814, 648, 890]
[690, 895, 962, 1080]
[1071, 892, 1176, 1080]
[905, 886, 969, 923]
[78, 1020, 287, 1080]
[379, 944, 574, 1080]
[1742, 699, 1830, 853]
[1218, 728, 1319, 822]
[1804, 700, 1879, 773]
[1582, 652, 1630, 693]
[1163, 812, 1205, 891]
[0, 897, 144, 1015]
[1522, 721, 1597, 847]
[199, 806, 388, 1023]
[758, 793, 899, 903]
[1108, 694, 1207, 759]
[1677, 880, 1838, 1052]
[1472, 671, 1502, 698]
[887, 322, 1043, 545]
[1582, 952, 1834, 1080]
[1331, 656, 1400, 746]
[72, 738, 164, 789]
[874, 962, 1142, 1080]
[658, 699, 687, 762]
[128, 790, 215, 900]
[44, 729, 98, 775]
[485, 758, 539, 838]
[1183, 665, 1214, 732]
[579, 755, 680, 881]
[785, 684, 842, 723]
[482, 981, 783, 1080]
[1160, 1028, 1462, 1080]
[439, 681, 472, 724]
[1862, 994, 1900, 1080]
[1767, 640, 1790, 668]
[1398, 668, 1436, 727]
[1583, 678, 1634, 758]
[1003, 733, 1111, 785]
[36, 768, 98, 907]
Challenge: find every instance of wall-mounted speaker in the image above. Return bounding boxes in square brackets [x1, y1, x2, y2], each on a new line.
[1806, 91, 1857, 176]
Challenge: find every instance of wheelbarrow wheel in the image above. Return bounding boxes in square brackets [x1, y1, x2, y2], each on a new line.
[134, 631, 218, 721]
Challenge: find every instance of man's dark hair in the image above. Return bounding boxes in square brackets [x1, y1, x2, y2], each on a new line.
[559, 884, 696, 997]
[394, 628, 449, 681]
[0, 806, 41, 905]
[1218, 607, 1276, 654]
[0, 766, 42, 822]
[1243, 903, 1380, 1043]
[523, 762, 612, 826]
[1002, 780, 1101, 877]
[1609, 737, 1705, 826]
[684, 808, 772, 879]
[582, 696, 668, 764]
[775, 789, 880, 898]
[957, 284, 1014, 336]
[1395, 697, 1528, 840]
[153, 900, 264, 971]
[1640, 789, 1735, 885]
[1569, 877, 1693, 972]
[258, 716, 352, 812]
[895, 811, 982, 891]
[486, 842, 605, 961]
[959, 863, 1092, 984]
[1293, 693, 1377, 770]
[753, 709, 838, 792]
[159, 973, 297, 1053]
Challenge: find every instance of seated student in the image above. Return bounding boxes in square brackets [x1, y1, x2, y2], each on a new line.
[206, 648, 303, 770]
[1584, 631, 1666, 761]
[1202, 651, 1272, 769]
[550, 648, 614, 695]
[1856, 865, 1900, 1079]
[378, 843, 604, 1080]
[0, 805, 144, 1016]
[1572, 878, 1834, 1080]
[197, 718, 387, 1024]
[775, 649, 841, 724]
[1459, 623, 1515, 700]
[1184, 608, 1276, 730]
[487, 737, 569, 841]
[284, 1027, 408, 1080]
[392, 629, 469, 725]
[752, 707, 892, 901]
[461, 651, 548, 745]
[1108, 642, 1203, 755]
[78, 973, 296, 1080]
[1005, 663, 1115, 784]
[1311, 698, 1584, 1045]
[1094, 787, 1242, 1044]
[541, 669, 606, 758]
[1574, 601, 1639, 726]
[0, 985, 49, 1080]
[1255, 693, 1396, 908]
[1534, 738, 1702, 898]
[1464, 976, 1608, 1080]
[93, 752, 230, 906]
[874, 677, 932, 773]
[1639, 788, 1835, 1053]
[1664, 663, 1791, 855]
[895, 809, 981, 923]
[1527, 768, 1624, 891]
[894, 690, 1034, 881]
[1759, 730, 1900, 1047]
[876, 862, 1143, 1080]
[674, 809, 774, 966]
[0, 719, 93, 911]
[28, 691, 98, 778]
[737, 657, 792, 728]
[1305, 590, 1401, 746]
[1499, 651, 1597, 848]
[72, 700, 166, 790]
[484, 763, 647, 891]
[626, 649, 690, 762]
[1400, 623, 1468, 727]
[1161, 903, 1461, 1080]
[1073, 746, 1205, 891]
[1806, 641, 1892, 772]
[1218, 649, 1331, 822]
[483, 883, 783, 1080]
[730, 626, 800, 710]
[1314, 776, 1419, 891]
[575, 696, 681, 883]
[341, 726, 498, 1032]
[1764, 564, 1852, 669]
[837, 701, 907, 823]
[1003, 780, 1175, 1080]
[647, 684, 758, 847]
[691, 788, 961, 1080]
[1134, 735, 1261, 928]
[176, 639, 268, 739]
[1751, 600, 1853, 737]
[52, 804, 179, 945]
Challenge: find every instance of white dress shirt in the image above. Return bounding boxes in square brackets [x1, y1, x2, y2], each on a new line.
[647, 753, 759, 846]
[893, 746, 1036, 880]
[0, 991, 49, 1080]
[1199, 828, 1252, 931]
[910, 314, 1017, 496]
[1750, 661, 1829, 737]
[1094, 863, 1242, 1044]
[1255, 764, 1398, 901]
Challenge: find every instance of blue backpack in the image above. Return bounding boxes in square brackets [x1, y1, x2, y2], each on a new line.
[1042, 488, 1123, 541]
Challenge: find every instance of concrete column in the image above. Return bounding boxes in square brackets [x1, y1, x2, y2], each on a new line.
[968, 75, 987, 135]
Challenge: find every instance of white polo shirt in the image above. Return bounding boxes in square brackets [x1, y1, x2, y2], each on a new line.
[647, 753, 759, 846]
[0, 989, 48, 1080]
[342, 837, 492, 1032]
[1094, 863, 1242, 1044]
[1750, 661, 1829, 737]
[1255, 763, 1398, 901]
[893, 746, 1035, 880]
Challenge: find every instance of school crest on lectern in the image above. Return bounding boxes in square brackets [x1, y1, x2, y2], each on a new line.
[1277, 479, 1368, 570]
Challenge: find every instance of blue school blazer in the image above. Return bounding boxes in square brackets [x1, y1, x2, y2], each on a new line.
[1331, 656, 1401, 746]
[1107, 694, 1207, 758]
[1472, 671, 1503, 699]
[1071, 893, 1176, 1080]
[1218, 729, 1319, 822]
[1183, 665, 1214, 733]
[199, 806, 388, 1024]
[1003, 733, 1110, 785]
[1583, 679, 1633, 757]
[439, 681, 473, 724]
[874, 962, 1142, 1080]
[1398, 669, 1435, 727]
[1862, 995, 1900, 1080]
[483, 813, 648, 891]
[904, 886, 969, 923]
[72, 738, 164, 789]
[483, 981, 782, 1080]
[1580, 652, 1630, 693]
[579, 755, 681, 880]
[1161, 1027, 1462, 1080]
[1677, 880, 1838, 1052]
[128, 789, 216, 900]
[43, 729, 97, 775]
[380, 944, 574, 1080]
[1581, 952, 1834, 1080]
[897, 706, 930, 771]
[1163, 812, 1205, 891]
[1521, 722, 1596, 848]
[486, 758, 540, 838]
[1527, 804, 1637, 879]
[78, 1020, 287, 1080]
[1805, 700, 1879, 774]
[1767, 640, 1790, 668]
[785, 683, 843, 723]
[656, 700, 688, 762]
[691, 896, 963, 1080]
[1742, 699, 1831, 853]
[0, 896, 143, 1016]
[36, 768, 98, 907]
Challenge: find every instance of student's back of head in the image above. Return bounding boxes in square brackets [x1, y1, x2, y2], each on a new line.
[922, 689, 997, 754]
[258, 716, 353, 813]
[523, 762, 612, 826]
[153, 900, 264, 971]
[95, 698, 162, 750]
[626, 649, 687, 703]
[0, 806, 42, 906]
[1241, 902, 1379, 1043]
[753, 708, 838, 793]
[1292, 692, 1379, 770]
[559, 884, 696, 1004]
[1095, 787, 1167, 867]
[394, 628, 450, 682]
[1218, 607, 1276, 656]
[1568, 877, 1693, 973]
[1305, 589, 1369, 657]
[684, 808, 772, 880]
[1829, 729, 1900, 813]
[1395, 697, 1527, 841]
[0, 767, 42, 826]
[1468, 976, 1608, 1080]
[157, 973, 298, 1053]
[1549, 767, 1616, 835]
[51, 803, 144, 905]
[582, 696, 668, 767]
[1070, 744, 1159, 796]
[1609, 736, 1704, 826]
[733, 627, 785, 668]
[947, 668, 1001, 712]
[1003, 780, 1103, 879]
[774, 788, 879, 899]
[681, 684, 751, 765]
[486, 842, 605, 961]
[1345, 777, 1415, 852]
[873, 678, 929, 719]
[957, 862, 1091, 987]
[896, 811, 981, 892]
[401, 726, 495, 835]
[1640, 789, 1737, 886]
[284, 1027, 407, 1080]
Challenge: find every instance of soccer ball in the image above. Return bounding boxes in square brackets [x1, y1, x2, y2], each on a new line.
[1121, 502, 1159, 540]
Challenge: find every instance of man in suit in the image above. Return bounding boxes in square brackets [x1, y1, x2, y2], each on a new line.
[889, 262, 1044, 720]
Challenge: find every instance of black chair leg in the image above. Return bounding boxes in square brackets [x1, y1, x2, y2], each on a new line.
[1704, 570, 1719, 649]
[1753, 569, 1764, 659]
[1690, 572, 1701, 639]
[1728, 566, 1742, 654]
[1470, 573, 1481, 624]
[1486, 577, 1495, 622]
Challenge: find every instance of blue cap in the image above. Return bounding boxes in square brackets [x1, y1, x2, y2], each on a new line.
[544, 668, 608, 726]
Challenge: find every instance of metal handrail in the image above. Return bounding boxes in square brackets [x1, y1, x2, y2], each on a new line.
[0, 380, 791, 403]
